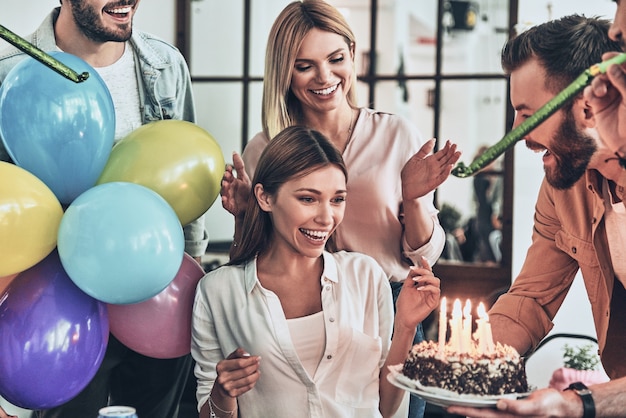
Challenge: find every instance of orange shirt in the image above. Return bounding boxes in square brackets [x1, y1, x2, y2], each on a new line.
[490, 169, 626, 378]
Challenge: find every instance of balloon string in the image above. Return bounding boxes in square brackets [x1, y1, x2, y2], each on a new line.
[0, 24, 89, 83]
[451, 52, 626, 178]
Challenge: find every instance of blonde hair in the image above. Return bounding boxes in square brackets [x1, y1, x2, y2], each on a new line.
[262, 0, 358, 140]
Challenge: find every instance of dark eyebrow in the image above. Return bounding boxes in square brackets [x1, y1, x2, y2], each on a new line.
[295, 48, 345, 63]
[295, 187, 348, 194]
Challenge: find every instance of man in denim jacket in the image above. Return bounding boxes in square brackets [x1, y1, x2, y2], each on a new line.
[0, 1, 208, 417]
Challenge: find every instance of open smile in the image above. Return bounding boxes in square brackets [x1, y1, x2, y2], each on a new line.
[300, 228, 329, 242]
[105, 4, 134, 19]
[311, 84, 339, 96]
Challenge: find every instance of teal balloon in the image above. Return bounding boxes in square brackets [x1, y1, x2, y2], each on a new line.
[57, 182, 184, 304]
[0, 52, 115, 204]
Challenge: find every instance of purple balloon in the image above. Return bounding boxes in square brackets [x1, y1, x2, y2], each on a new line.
[0, 251, 109, 409]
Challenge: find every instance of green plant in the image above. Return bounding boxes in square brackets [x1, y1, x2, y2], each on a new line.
[438, 202, 462, 233]
[562, 343, 600, 371]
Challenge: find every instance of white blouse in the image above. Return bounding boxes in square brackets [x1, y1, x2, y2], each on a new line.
[191, 251, 393, 418]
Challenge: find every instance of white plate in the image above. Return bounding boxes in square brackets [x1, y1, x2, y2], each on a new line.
[386, 364, 530, 409]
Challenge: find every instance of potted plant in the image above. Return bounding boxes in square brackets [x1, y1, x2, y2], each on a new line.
[548, 343, 609, 390]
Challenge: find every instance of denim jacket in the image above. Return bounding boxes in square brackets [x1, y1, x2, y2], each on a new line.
[0, 8, 208, 257]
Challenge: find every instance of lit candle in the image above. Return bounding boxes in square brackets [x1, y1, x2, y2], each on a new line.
[476, 302, 487, 353]
[449, 299, 462, 353]
[484, 321, 495, 354]
[438, 297, 447, 357]
[462, 299, 472, 353]
[476, 302, 494, 354]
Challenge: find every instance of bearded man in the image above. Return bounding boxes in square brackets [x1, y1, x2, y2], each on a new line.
[449, 13, 626, 418]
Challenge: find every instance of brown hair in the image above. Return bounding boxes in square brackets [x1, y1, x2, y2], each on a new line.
[502, 14, 621, 94]
[229, 126, 347, 265]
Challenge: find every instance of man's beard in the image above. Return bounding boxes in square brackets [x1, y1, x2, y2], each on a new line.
[544, 110, 596, 190]
[70, 1, 134, 43]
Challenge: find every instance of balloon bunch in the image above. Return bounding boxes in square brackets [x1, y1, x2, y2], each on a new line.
[0, 52, 224, 409]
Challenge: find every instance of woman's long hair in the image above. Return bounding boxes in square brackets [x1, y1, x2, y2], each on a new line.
[262, 0, 359, 140]
[228, 126, 347, 265]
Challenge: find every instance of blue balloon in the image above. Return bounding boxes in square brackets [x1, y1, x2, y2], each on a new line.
[0, 251, 109, 409]
[57, 182, 185, 304]
[0, 52, 115, 204]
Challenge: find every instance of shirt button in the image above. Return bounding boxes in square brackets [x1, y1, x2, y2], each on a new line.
[326, 355, 333, 360]
[325, 285, 331, 291]
[572, 247, 577, 254]
[329, 318, 335, 322]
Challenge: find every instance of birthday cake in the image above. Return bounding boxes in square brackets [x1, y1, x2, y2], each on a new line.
[400, 299, 528, 396]
[401, 340, 529, 396]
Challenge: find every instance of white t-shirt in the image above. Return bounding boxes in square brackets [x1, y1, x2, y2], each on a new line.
[287, 310, 326, 378]
[94, 43, 142, 142]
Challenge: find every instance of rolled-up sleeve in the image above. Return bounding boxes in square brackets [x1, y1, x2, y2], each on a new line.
[183, 214, 209, 258]
[402, 213, 446, 267]
[191, 279, 219, 411]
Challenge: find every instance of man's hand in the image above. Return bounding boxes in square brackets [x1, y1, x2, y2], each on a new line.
[584, 52, 626, 156]
[447, 387, 581, 418]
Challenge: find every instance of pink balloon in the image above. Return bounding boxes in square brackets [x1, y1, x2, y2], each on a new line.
[0, 274, 17, 295]
[107, 254, 205, 359]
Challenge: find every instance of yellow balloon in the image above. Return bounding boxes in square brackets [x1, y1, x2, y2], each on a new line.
[97, 120, 226, 226]
[0, 162, 64, 276]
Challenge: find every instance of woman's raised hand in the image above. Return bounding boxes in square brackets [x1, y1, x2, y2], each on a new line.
[395, 256, 441, 330]
[401, 139, 461, 200]
[220, 152, 252, 218]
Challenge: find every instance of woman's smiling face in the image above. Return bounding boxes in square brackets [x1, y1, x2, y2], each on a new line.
[289, 28, 354, 115]
[256, 165, 347, 258]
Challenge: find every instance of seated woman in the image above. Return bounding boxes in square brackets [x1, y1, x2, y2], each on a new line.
[191, 126, 440, 418]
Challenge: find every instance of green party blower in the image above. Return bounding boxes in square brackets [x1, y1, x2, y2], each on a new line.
[0, 23, 89, 83]
[452, 52, 626, 178]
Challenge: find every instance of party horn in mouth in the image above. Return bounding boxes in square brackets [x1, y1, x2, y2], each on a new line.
[451, 52, 626, 178]
[0, 24, 89, 83]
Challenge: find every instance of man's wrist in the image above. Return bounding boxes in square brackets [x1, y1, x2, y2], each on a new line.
[565, 381, 595, 418]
